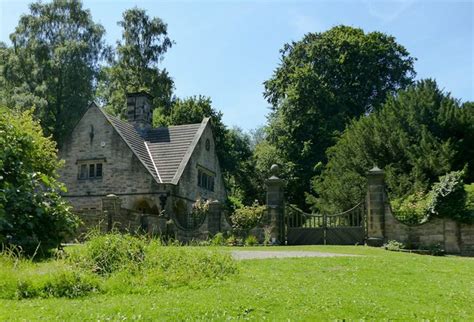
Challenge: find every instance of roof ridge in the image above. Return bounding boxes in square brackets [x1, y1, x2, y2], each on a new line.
[144, 141, 163, 183]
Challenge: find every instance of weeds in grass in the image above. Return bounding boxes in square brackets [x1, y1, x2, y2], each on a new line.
[245, 235, 258, 246]
[0, 232, 237, 300]
[210, 233, 226, 246]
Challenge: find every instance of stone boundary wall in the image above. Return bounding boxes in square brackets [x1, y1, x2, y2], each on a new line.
[367, 167, 474, 255]
[73, 195, 233, 242]
[383, 196, 474, 254]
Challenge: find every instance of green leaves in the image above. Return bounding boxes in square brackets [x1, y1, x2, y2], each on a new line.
[97, 7, 173, 118]
[263, 25, 416, 208]
[1, 0, 107, 144]
[0, 107, 80, 255]
[311, 80, 474, 214]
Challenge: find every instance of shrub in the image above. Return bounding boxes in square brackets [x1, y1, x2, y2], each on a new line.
[245, 235, 258, 246]
[391, 170, 473, 224]
[191, 198, 210, 219]
[426, 243, 445, 256]
[391, 192, 430, 224]
[384, 240, 405, 251]
[426, 170, 468, 222]
[210, 232, 226, 246]
[226, 235, 237, 246]
[263, 226, 272, 246]
[0, 107, 80, 255]
[69, 232, 146, 275]
[231, 201, 266, 231]
[465, 184, 474, 213]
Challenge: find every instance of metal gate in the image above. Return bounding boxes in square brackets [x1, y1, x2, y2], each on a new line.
[285, 202, 365, 245]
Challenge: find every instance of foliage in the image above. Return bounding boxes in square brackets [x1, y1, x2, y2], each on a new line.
[69, 232, 146, 275]
[426, 170, 470, 222]
[191, 198, 210, 220]
[210, 233, 226, 246]
[310, 80, 474, 213]
[465, 184, 474, 213]
[0, 233, 237, 300]
[391, 170, 472, 224]
[391, 193, 430, 225]
[263, 25, 415, 208]
[244, 235, 258, 246]
[384, 240, 405, 252]
[97, 7, 173, 117]
[226, 235, 238, 246]
[426, 243, 445, 256]
[0, 0, 107, 143]
[252, 139, 288, 201]
[0, 107, 80, 255]
[263, 226, 272, 246]
[230, 201, 266, 231]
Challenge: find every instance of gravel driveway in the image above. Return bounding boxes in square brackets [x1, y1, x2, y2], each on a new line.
[231, 250, 358, 260]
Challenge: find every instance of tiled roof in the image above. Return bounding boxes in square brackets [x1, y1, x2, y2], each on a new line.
[101, 109, 207, 184]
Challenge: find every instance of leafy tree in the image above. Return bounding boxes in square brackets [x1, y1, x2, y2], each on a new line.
[309, 80, 474, 213]
[97, 7, 173, 117]
[0, 0, 107, 144]
[0, 107, 80, 255]
[263, 25, 416, 208]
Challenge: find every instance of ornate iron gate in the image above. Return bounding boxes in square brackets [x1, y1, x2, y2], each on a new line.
[285, 202, 365, 245]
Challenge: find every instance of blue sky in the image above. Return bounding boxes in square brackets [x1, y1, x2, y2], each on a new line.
[1, 0, 472, 131]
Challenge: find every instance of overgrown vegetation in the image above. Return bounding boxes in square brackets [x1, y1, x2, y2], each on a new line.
[391, 170, 474, 224]
[0, 232, 237, 300]
[230, 201, 266, 232]
[0, 107, 80, 255]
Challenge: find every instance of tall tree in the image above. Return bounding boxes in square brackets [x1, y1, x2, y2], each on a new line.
[0, 0, 107, 143]
[263, 25, 416, 208]
[309, 80, 474, 213]
[97, 7, 173, 117]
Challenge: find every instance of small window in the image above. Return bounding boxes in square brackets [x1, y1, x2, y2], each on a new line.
[89, 164, 95, 178]
[96, 163, 103, 178]
[197, 166, 215, 191]
[205, 139, 210, 151]
[209, 177, 214, 192]
[79, 164, 87, 179]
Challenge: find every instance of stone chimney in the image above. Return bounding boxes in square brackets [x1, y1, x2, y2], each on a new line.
[126, 92, 153, 130]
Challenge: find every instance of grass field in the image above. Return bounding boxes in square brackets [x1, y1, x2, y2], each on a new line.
[0, 245, 473, 320]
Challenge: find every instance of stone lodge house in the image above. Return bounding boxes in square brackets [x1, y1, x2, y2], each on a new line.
[58, 92, 227, 231]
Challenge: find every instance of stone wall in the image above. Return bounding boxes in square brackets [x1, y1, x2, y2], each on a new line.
[58, 105, 167, 213]
[174, 124, 227, 212]
[366, 167, 474, 255]
[72, 195, 233, 243]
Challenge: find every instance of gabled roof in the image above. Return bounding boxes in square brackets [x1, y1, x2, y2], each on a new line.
[98, 107, 209, 184]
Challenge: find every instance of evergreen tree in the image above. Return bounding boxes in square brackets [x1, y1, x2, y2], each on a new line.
[309, 80, 474, 213]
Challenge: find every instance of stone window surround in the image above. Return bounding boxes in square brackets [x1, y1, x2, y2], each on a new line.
[197, 165, 215, 192]
[76, 158, 106, 180]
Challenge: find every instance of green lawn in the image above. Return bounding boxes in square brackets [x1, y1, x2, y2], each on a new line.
[1, 246, 473, 320]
